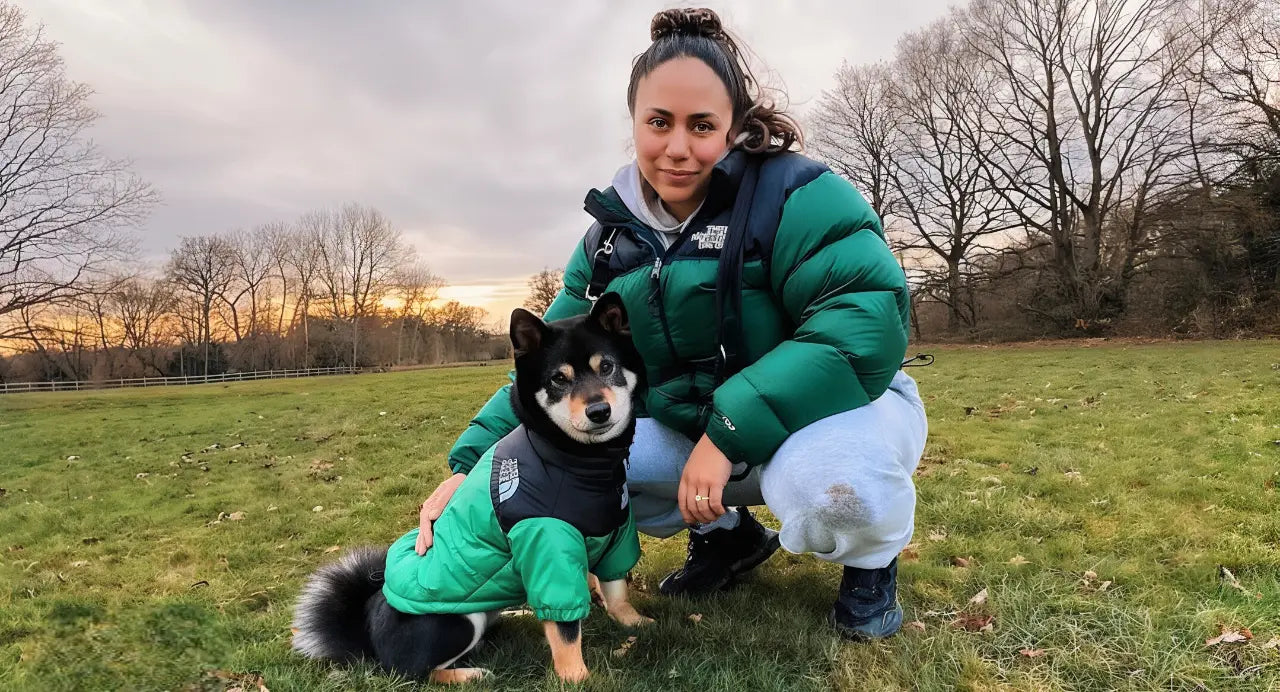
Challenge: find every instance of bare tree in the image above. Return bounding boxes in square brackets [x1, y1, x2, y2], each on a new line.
[261, 221, 294, 337]
[1189, 0, 1280, 157]
[810, 62, 905, 220]
[111, 276, 176, 375]
[393, 261, 445, 364]
[887, 19, 1022, 329]
[0, 3, 154, 338]
[960, 0, 1203, 328]
[524, 268, 563, 316]
[286, 214, 325, 367]
[166, 235, 236, 374]
[313, 203, 410, 366]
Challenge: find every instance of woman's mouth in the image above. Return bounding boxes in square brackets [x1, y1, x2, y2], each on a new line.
[660, 169, 698, 185]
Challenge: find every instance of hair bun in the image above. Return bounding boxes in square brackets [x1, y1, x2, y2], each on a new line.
[650, 8, 725, 42]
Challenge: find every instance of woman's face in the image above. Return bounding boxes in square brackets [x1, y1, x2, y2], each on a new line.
[632, 57, 734, 222]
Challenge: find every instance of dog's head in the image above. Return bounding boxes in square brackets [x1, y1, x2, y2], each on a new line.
[509, 293, 644, 445]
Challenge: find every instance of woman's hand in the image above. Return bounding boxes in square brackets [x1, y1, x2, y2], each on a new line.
[414, 472, 467, 555]
[678, 435, 732, 525]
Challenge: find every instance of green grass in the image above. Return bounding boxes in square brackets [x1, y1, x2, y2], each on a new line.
[1, 341, 1278, 691]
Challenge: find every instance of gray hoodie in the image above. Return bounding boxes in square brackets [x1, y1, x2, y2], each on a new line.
[609, 162, 705, 249]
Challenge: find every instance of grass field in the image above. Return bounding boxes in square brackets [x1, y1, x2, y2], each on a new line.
[1, 340, 1278, 691]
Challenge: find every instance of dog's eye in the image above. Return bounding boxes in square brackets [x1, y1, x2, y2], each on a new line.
[550, 373, 570, 387]
[599, 360, 614, 376]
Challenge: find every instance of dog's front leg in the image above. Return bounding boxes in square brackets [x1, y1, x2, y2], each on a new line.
[598, 578, 654, 628]
[542, 619, 588, 682]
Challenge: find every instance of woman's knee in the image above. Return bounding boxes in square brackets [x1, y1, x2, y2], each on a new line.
[761, 412, 919, 539]
[626, 417, 692, 486]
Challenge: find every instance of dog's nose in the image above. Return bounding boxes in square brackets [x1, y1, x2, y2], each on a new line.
[585, 402, 612, 424]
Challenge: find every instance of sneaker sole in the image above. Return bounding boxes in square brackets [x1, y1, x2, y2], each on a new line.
[659, 528, 782, 597]
[828, 602, 904, 641]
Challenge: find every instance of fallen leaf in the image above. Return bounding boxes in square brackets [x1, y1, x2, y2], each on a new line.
[998, 463, 1011, 470]
[611, 635, 638, 658]
[1261, 637, 1280, 650]
[323, 545, 340, 554]
[1008, 555, 1030, 566]
[266, 505, 278, 512]
[1064, 471, 1084, 481]
[969, 588, 989, 606]
[952, 614, 994, 632]
[70, 561, 89, 568]
[312, 506, 323, 512]
[135, 473, 149, 479]
[227, 511, 245, 521]
[979, 476, 1002, 485]
[66, 455, 80, 461]
[928, 529, 948, 542]
[379, 411, 387, 416]
[688, 613, 703, 623]
[1083, 570, 1098, 582]
[1204, 625, 1253, 647]
[1019, 648, 1046, 658]
[900, 543, 921, 561]
[207, 669, 269, 692]
[905, 620, 926, 633]
[1097, 581, 1112, 592]
[951, 556, 971, 568]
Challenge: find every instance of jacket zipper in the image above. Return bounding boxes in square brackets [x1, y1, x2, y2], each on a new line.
[584, 188, 701, 372]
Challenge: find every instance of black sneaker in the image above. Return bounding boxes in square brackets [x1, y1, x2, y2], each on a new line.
[829, 558, 903, 640]
[657, 507, 781, 597]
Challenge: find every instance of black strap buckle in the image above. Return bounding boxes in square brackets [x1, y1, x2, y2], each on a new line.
[900, 353, 935, 368]
[584, 227, 621, 304]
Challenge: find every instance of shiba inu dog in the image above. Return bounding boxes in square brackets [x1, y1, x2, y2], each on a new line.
[291, 293, 650, 684]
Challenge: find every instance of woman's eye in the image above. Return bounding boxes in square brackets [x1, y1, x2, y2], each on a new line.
[648, 117, 668, 129]
[599, 361, 614, 376]
[693, 122, 714, 133]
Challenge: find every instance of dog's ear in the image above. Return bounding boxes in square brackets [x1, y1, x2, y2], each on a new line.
[510, 308, 550, 357]
[589, 293, 630, 336]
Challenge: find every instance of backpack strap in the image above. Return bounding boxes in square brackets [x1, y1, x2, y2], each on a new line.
[713, 158, 760, 385]
[583, 226, 621, 304]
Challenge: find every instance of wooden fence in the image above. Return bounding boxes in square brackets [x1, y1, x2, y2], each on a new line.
[0, 367, 360, 394]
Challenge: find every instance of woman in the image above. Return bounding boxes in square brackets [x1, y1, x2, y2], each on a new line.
[417, 7, 927, 640]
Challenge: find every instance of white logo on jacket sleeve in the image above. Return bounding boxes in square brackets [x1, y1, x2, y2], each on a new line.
[497, 457, 519, 502]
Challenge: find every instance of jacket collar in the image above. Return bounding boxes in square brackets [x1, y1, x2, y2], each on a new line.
[523, 426, 629, 483]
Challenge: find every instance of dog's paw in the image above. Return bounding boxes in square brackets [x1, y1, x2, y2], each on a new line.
[430, 667, 491, 684]
[555, 662, 590, 683]
[611, 607, 654, 628]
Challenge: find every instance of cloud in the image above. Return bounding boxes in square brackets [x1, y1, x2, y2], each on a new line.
[22, 1, 953, 319]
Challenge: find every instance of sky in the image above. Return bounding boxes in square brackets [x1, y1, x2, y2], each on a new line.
[21, 1, 954, 321]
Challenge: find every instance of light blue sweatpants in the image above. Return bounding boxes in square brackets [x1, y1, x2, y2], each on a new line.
[627, 371, 928, 569]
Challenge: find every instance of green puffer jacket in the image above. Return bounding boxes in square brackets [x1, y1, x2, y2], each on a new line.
[383, 438, 640, 621]
[449, 150, 910, 474]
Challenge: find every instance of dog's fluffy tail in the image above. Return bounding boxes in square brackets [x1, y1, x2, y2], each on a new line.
[292, 546, 388, 662]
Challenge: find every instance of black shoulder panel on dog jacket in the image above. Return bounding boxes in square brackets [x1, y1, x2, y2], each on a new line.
[489, 426, 630, 538]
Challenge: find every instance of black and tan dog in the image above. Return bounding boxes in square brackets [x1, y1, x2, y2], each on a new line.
[292, 294, 651, 683]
